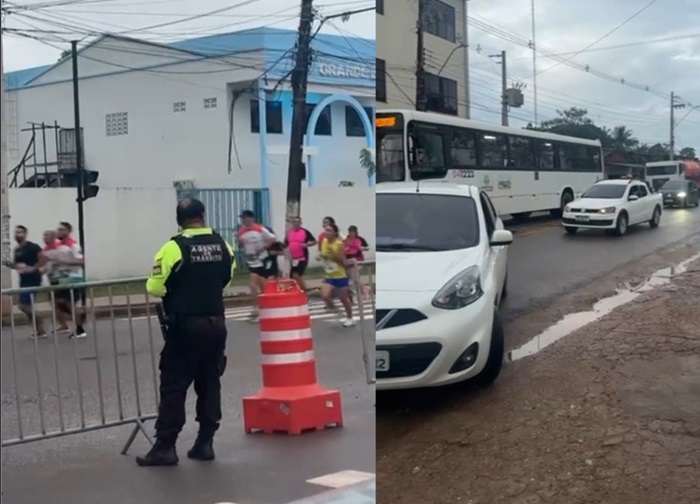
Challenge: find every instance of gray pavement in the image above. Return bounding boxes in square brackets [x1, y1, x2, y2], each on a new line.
[1, 313, 375, 504]
[501, 206, 700, 322]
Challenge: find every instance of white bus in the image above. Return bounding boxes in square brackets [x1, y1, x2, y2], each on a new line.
[645, 160, 700, 190]
[376, 110, 604, 219]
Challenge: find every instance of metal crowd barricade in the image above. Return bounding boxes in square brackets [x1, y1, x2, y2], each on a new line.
[353, 260, 376, 385]
[0, 277, 159, 454]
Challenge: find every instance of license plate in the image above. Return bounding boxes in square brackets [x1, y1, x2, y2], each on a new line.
[575, 215, 590, 222]
[376, 350, 390, 372]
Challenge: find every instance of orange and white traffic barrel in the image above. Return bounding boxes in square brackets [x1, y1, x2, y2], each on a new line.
[242, 279, 343, 435]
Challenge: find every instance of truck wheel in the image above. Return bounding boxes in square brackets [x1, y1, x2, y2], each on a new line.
[649, 206, 661, 228]
[614, 213, 628, 236]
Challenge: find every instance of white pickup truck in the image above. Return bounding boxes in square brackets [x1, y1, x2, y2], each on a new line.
[562, 179, 663, 236]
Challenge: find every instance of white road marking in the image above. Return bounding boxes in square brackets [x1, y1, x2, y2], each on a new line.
[124, 300, 374, 324]
[306, 470, 376, 489]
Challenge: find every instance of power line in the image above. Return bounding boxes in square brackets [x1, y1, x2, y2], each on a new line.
[534, 0, 661, 77]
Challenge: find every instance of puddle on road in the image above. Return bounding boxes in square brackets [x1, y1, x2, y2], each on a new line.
[507, 251, 700, 362]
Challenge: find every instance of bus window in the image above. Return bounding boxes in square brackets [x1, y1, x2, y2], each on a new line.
[407, 122, 447, 177]
[450, 128, 477, 168]
[377, 129, 406, 183]
[535, 140, 555, 170]
[479, 133, 507, 168]
[508, 136, 535, 170]
[559, 143, 591, 171]
[589, 146, 603, 173]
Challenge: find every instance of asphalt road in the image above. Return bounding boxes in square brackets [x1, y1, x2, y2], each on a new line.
[1, 307, 376, 504]
[500, 206, 700, 321]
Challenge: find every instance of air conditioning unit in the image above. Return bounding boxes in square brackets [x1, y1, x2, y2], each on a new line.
[172, 179, 195, 190]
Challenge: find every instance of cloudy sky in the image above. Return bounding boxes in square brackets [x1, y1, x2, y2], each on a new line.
[2, 0, 699, 151]
[458, 0, 700, 152]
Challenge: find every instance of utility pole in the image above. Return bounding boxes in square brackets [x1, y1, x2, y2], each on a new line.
[1, 0, 12, 290]
[530, 0, 539, 125]
[284, 0, 314, 227]
[415, 0, 427, 111]
[463, 0, 470, 119]
[490, 51, 508, 126]
[71, 40, 86, 253]
[669, 91, 685, 161]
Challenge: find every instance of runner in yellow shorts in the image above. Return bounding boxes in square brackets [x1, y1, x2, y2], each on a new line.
[319, 223, 355, 328]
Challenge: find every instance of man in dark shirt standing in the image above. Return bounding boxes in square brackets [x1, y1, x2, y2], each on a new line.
[8, 225, 46, 337]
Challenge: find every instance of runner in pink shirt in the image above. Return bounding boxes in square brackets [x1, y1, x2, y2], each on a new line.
[284, 217, 316, 291]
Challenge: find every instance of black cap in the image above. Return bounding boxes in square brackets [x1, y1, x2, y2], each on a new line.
[176, 198, 206, 226]
[240, 210, 255, 218]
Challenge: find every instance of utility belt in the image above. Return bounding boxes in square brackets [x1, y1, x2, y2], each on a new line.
[156, 306, 227, 376]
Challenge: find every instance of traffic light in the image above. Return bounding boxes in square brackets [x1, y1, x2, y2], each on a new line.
[78, 170, 99, 202]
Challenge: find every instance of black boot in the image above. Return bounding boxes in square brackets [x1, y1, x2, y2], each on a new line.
[136, 438, 179, 467]
[187, 432, 215, 461]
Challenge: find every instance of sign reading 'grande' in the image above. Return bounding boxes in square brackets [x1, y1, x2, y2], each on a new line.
[317, 63, 375, 80]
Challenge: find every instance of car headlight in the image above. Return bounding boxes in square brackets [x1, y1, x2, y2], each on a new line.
[677, 192, 687, 197]
[432, 265, 484, 310]
[564, 205, 571, 212]
[598, 206, 616, 214]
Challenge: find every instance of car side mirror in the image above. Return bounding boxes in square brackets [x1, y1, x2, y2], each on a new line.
[628, 195, 639, 201]
[490, 229, 513, 247]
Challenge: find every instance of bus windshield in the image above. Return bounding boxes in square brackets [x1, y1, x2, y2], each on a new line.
[377, 129, 405, 183]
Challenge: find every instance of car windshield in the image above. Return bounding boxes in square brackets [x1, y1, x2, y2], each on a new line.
[660, 180, 685, 190]
[581, 184, 627, 199]
[377, 193, 480, 251]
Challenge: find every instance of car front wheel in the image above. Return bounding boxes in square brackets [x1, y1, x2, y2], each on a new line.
[564, 226, 578, 235]
[473, 310, 505, 386]
[614, 213, 628, 236]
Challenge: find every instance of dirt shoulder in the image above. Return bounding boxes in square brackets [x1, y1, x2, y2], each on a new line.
[377, 258, 700, 504]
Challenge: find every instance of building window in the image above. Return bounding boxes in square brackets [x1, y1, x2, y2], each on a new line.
[204, 97, 217, 109]
[422, 0, 456, 43]
[345, 106, 374, 137]
[377, 0, 384, 15]
[376, 58, 387, 102]
[105, 112, 128, 137]
[173, 101, 186, 113]
[304, 103, 332, 136]
[250, 100, 283, 134]
[424, 73, 458, 115]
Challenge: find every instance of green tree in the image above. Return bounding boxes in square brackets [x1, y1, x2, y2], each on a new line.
[610, 125, 639, 151]
[679, 147, 697, 158]
[359, 147, 375, 179]
[530, 108, 612, 147]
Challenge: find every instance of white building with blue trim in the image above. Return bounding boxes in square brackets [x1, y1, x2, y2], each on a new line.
[3, 27, 375, 194]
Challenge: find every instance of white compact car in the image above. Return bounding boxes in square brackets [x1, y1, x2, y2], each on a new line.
[375, 182, 513, 390]
[562, 179, 663, 236]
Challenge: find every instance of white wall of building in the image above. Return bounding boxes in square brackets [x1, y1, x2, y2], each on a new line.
[6, 38, 374, 191]
[376, 0, 468, 117]
[8, 186, 375, 286]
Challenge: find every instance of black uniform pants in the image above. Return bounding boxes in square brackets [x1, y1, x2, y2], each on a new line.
[154, 315, 227, 442]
